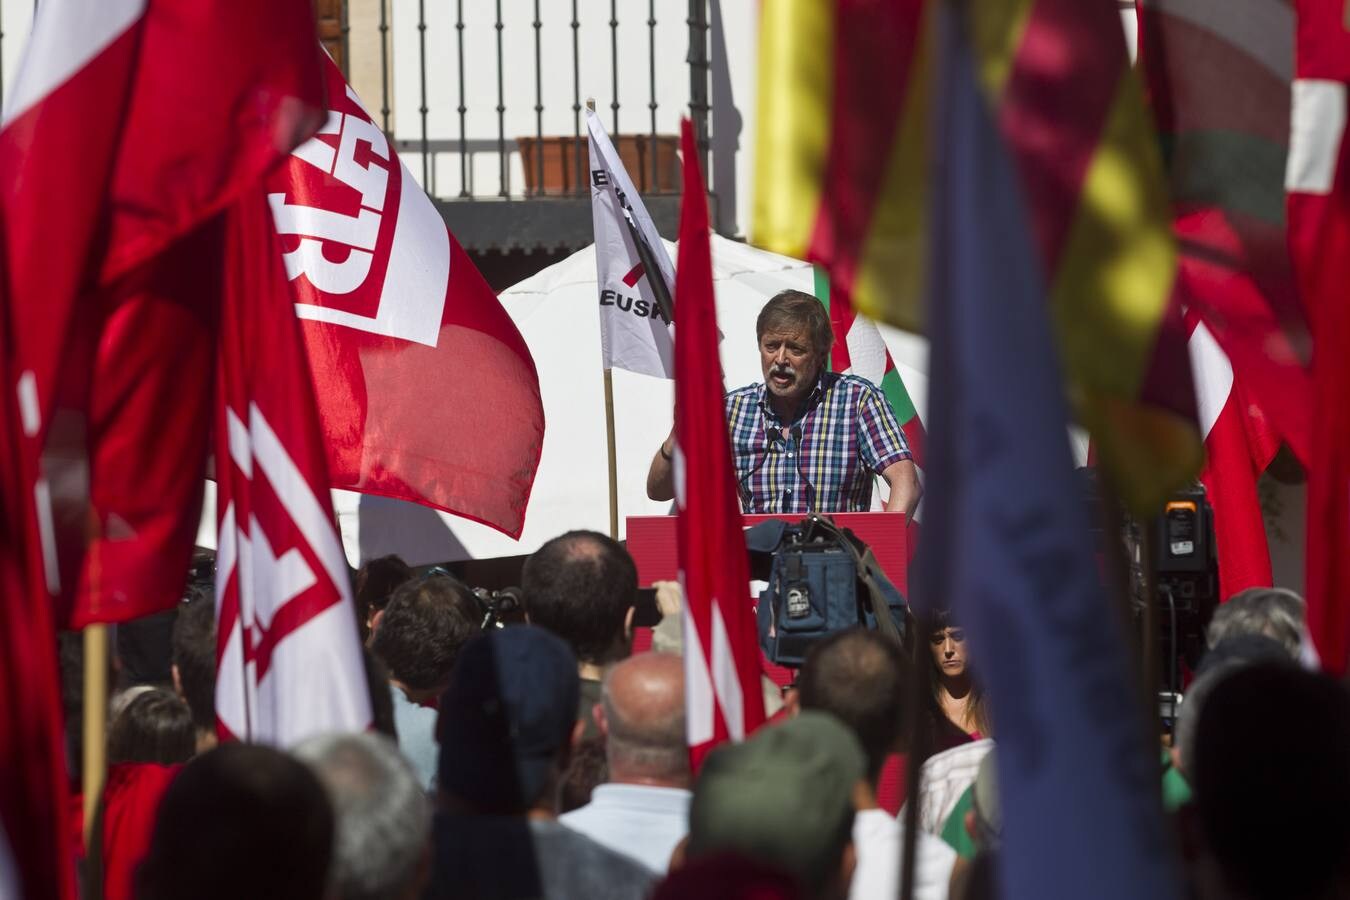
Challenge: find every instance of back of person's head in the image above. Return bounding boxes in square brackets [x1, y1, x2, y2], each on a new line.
[600, 652, 688, 783]
[137, 743, 334, 900]
[521, 530, 637, 665]
[797, 628, 909, 782]
[1176, 635, 1290, 778]
[108, 689, 195, 765]
[688, 712, 864, 900]
[437, 626, 580, 815]
[1205, 587, 1305, 657]
[1193, 662, 1350, 900]
[557, 735, 609, 814]
[355, 554, 414, 638]
[369, 573, 480, 697]
[171, 584, 217, 735]
[294, 732, 430, 900]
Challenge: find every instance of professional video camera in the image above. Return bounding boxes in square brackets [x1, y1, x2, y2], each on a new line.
[470, 586, 527, 630]
[1129, 484, 1219, 732]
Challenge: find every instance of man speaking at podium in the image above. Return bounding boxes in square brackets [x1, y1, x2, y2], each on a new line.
[646, 290, 921, 520]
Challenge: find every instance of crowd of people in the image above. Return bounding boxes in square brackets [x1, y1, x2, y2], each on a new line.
[65, 531, 1350, 900]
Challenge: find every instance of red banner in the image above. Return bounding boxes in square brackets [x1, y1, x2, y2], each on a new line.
[268, 56, 545, 538]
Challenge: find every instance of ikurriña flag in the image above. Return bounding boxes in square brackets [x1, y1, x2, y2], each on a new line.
[752, 0, 1201, 517]
[917, 6, 1181, 896]
[215, 190, 372, 745]
[674, 118, 766, 768]
[268, 55, 545, 539]
[1137, 0, 1314, 467]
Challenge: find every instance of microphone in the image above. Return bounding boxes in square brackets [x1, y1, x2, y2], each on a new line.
[739, 425, 783, 511]
[789, 425, 816, 511]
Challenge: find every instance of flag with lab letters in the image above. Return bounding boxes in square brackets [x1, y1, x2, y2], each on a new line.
[587, 108, 676, 378]
[215, 191, 372, 746]
[916, 6, 1181, 897]
[268, 56, 545, 538]
[674, 119, 766, 768]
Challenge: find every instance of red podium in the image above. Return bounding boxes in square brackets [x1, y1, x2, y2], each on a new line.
[625, 512, 909, 594]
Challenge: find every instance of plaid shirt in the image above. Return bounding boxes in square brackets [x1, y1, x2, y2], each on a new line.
[725, 371, 912, 514]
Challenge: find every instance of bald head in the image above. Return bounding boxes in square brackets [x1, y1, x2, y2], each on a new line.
[600, 652, 688, 785]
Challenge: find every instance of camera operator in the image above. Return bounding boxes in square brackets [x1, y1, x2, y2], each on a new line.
[522, 531, 643, 739]
[369, 572, 481, 790]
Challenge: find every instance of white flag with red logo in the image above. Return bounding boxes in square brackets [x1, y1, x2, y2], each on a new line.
[267, 56, 544, 538]
[673, 119, 766, 768]
[586, 108, 675, 379]
[215, 191, 371, 745]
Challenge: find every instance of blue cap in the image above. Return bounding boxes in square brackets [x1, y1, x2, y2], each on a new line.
[436, 627, 579, 812]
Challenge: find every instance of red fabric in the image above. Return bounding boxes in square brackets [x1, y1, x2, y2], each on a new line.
[674, 119, 766, 770]
[1136, 0, 1313, 465]
[99, 763, 180, 900]
[271, 56, 544, 538]
[213, 190, 372, 743]
[1290, 0, 1350, 674]
[75, 224, 220, 626]
[0, 310, 75, 900]
[808, 0, 926, 315]
[0, 0, 326, 628]
[1186, 312, 1277, 597]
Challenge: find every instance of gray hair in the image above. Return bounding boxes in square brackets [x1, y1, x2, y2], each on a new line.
[1206, 587, 1305, 657]
[293, 732, 430, 900]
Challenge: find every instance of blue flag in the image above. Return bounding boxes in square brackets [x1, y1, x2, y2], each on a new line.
[915, 6, 1181, 898]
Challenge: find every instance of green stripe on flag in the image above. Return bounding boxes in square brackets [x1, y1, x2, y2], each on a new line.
[880, 367, 918, 424]
[813, 264, 831, 310]
[813, 264, 834, 372]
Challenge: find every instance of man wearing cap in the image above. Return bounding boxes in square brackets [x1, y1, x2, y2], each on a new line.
[646, 289, 921, 519]
[424, 626, 655, 899]
[685, 711, 863, 900]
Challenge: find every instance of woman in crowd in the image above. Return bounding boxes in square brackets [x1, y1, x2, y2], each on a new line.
[928, 611, 991, 740]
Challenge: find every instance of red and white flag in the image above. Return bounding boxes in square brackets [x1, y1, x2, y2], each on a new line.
[215, 191, 372, 745]
[268, 56, 545, 538]
[1187, 313, 1280, 596]
[586, 108, 675, 378]
[673, 119, 766, 768]
[0, 0, 326, 627]
[1287, 0, 1350, 673]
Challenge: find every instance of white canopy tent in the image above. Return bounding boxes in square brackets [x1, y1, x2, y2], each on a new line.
[326, 234, 931, 565]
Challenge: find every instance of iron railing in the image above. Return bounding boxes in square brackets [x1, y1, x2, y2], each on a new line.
[380, 0, 707, 202]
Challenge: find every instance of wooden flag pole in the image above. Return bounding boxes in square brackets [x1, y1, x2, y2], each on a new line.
[587, 96, 621, 541]
[83, 623, 109, 845]
[604, 368, 620, 540]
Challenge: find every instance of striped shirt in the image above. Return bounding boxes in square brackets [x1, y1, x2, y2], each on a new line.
[726, 372, 912, 514]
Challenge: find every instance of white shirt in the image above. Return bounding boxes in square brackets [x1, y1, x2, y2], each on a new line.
[850, 808, 958, 900]
[559, 783, 691, 873]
